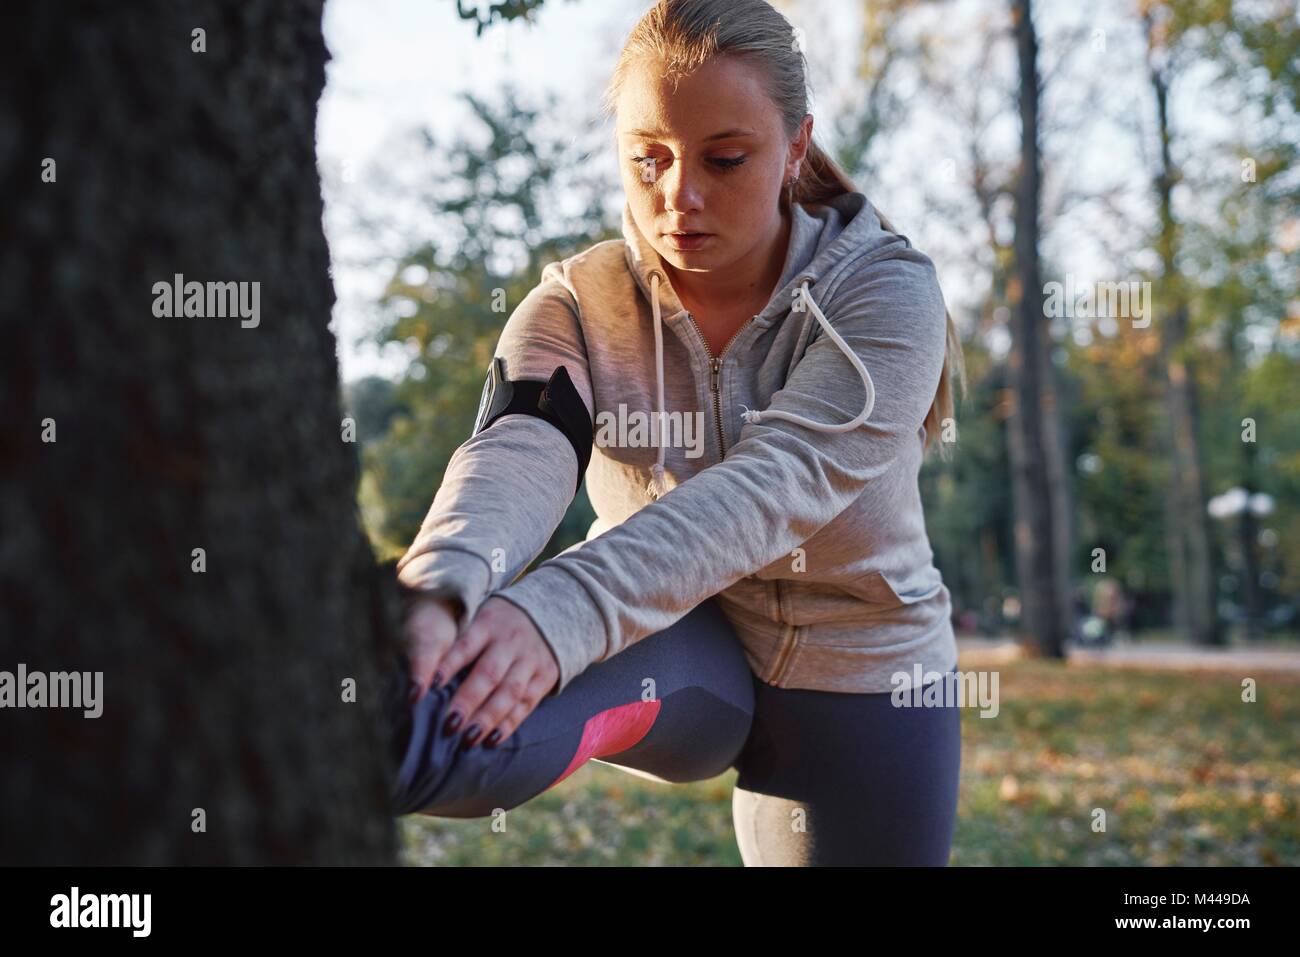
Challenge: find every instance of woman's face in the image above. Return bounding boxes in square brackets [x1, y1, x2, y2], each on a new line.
[615, 55, 811, 278]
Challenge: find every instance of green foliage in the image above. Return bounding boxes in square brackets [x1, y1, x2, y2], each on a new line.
[454, 0, 565, 37]
[1063, 321, 1173, 599]
[1172, 0, 1300, 611]
[921, 338, 1016, 631]
[343, 375, 408, 445]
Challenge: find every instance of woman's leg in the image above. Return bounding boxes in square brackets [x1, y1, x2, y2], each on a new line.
[389, 596, 755, 818]
[731, 669, 962, 866]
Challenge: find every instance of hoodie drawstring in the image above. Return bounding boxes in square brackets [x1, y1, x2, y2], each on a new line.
[647, 272, 670, 500]
[740, 282, 877, 430]
[645, 274, 876, 502]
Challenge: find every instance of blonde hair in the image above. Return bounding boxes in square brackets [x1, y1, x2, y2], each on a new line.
[601, 0, 966, 458]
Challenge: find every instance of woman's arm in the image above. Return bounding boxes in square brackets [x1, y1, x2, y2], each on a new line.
[396, 265, 595, 639]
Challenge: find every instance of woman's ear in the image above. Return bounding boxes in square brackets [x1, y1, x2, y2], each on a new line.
[788, 112, 813, 180]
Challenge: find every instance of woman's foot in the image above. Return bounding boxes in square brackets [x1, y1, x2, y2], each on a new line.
[387, 655, 502, 816]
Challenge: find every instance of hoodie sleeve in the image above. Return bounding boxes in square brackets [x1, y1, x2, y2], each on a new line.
[395, 264, 594, 641]
[490, 249, 949, 697]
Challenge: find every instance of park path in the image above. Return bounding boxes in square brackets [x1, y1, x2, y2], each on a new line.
[955, 637, 1300, 673]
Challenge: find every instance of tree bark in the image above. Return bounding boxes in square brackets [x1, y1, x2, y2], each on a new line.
[0, 1, 407, 863]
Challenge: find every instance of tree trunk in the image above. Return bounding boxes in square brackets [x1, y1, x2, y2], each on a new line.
[1146, 25, 1222, 647]
[1008, 0, 1067, 658]
[1238, 431, 1263, 639]
[1040, 320, 1077, 643]
[1223, 311, 1262, 638]
[1163, 475, 1192, 637]
[0, 1, 407, 863]
[1160, 323, 1220, 644]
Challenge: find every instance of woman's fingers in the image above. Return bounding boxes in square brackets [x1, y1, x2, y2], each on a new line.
[432, 613, 491, 697]
[484, 674, 555, 749]
[440, 637, 516, 745]
[404, 595, 460, 702]
[460, 659, 541, 749]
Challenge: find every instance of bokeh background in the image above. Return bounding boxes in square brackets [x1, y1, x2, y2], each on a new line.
[318, 0, 1299, 865]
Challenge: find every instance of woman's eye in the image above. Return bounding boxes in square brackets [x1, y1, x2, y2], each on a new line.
[710, 155, 746, 170]
[628, 155, 747, 175]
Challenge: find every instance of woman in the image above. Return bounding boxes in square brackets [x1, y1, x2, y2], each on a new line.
[390, 0, 968, 866]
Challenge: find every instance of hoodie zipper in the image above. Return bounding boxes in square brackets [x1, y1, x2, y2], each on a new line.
[769, 579, 799, 684]
[684, 312, 753, 458]
[680, 300, 797, 683]
[770, 625, 798, 684]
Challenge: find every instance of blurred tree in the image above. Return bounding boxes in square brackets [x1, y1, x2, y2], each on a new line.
[344, 375, 410, 446]
[851, 0, 1076, 647]
[456, 0, 568, 35]
[1006, 0, 1070, 657]
[1175, 0, 1300, 635]
[1142, 0, 1222, 645]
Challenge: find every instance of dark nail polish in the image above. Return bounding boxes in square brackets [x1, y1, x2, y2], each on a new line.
[483, 729, 501, 749]
[407, 680, 422, 706]
[443, 711, 462, 736]
[431, 670, 445, 691]
[460, 724, 482, 750]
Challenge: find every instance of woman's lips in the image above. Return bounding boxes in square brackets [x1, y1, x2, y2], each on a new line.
[664, 231, 713, 251]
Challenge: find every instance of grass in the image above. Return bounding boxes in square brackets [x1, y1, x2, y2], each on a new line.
[398, 657, 1300, 866]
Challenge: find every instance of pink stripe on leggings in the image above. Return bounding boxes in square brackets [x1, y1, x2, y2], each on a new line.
[545, 699, 662, 791]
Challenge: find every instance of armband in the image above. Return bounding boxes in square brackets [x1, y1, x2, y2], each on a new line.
[472, 356, 592, 496]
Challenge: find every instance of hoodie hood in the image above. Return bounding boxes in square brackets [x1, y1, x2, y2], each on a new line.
[620, 194, 881, 499]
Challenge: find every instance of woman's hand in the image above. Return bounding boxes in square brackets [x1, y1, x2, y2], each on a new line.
[405, 593, 560, 751]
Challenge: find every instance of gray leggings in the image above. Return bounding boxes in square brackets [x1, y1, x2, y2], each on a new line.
[390, 595, 962, 865]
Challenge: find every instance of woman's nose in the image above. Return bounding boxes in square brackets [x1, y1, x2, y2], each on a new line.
[662, 161, 703, 213]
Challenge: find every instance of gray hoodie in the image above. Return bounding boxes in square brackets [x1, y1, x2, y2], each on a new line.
[396, 190, 957, 697]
